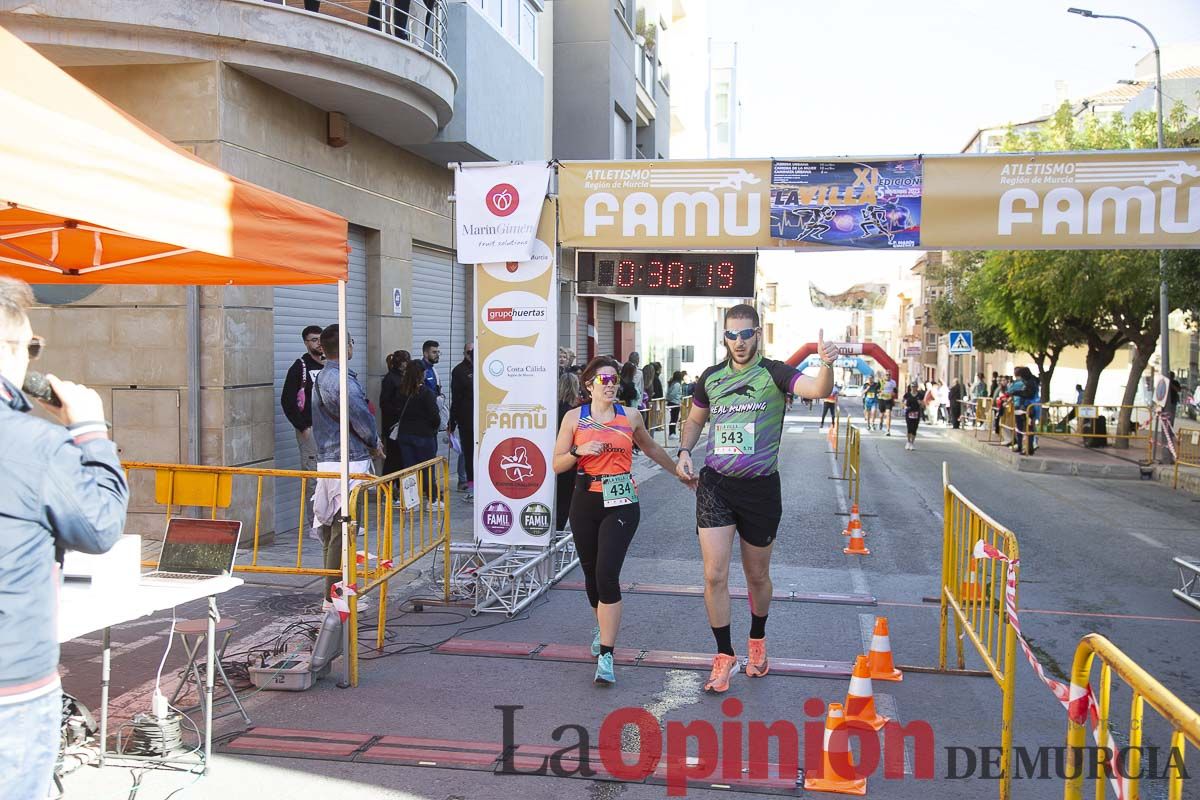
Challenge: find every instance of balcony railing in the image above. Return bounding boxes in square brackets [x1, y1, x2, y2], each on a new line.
[269, 0, 449, 61]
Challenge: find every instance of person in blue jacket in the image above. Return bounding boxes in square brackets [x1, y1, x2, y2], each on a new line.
[0, 277, 129, 800]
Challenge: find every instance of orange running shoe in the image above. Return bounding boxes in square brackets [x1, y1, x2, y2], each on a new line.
[704, 653, 740, 693]
[746, 638, 769, 677]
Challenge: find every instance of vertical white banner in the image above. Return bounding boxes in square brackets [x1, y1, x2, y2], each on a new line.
[455, 162, 552, 264]
[473, 198, 558, 545]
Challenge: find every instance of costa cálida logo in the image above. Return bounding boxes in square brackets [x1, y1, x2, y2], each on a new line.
[487, 183, 519, 217]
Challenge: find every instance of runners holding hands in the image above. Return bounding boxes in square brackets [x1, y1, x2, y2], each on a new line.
[675, 306, 838, 692]
[553, 357, 690, 686]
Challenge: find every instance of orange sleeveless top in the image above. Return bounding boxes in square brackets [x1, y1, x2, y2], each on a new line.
[574, 404, 634, 492]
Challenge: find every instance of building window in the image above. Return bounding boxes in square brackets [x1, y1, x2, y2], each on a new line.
[483, 0, 503, 26]
[519, 1, 537, 62]
[613, 107, 631, 159]
[925, 332, 939, 351]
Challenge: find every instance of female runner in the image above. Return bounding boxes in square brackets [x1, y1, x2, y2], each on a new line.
[553, 356, 688, 685]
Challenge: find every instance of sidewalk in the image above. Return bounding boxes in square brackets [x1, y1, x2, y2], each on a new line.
[948, 426, 1150, 479]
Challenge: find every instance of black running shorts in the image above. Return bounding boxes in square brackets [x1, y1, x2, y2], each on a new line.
[695, 467, 782, 548]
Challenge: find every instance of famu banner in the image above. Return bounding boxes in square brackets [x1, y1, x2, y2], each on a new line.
[455, 162, 552, 264]
[474, 197, 558, 546]
[558, 159, 774, 249]
[922, 151, 1200, 249]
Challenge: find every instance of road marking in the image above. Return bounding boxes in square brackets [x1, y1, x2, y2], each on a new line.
[786, 426, 806, 434]
[875, 693, 915, 775]
[1128, 531, 1167, 549]
[858, 614, 875, 654]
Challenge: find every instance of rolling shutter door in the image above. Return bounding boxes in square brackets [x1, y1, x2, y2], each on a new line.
[577, 298, 588, 358]
[596, 300, 616, 357]
[411, 246, 468, 392]
[272, 225, 368, 536]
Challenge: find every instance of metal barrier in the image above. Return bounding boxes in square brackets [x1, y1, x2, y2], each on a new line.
[273, 0, 449, 61]
[1172, 425, 1200, 489]
[844, 423, 862, 508]
[125, 461, 373, 578]
[345, 456, 452, 686]
[938, 462, 1020, 800]
[995, 402, 1155, 457]
[1064, 633, 1200, 800]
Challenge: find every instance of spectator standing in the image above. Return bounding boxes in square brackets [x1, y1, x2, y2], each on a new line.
[419, 339, 441, 396]
[626, 351, 644, 400]
[641, 364, 656, 409]
[949, 377, 965, 429]
[555, 371, 582, 532]
[379, 350, 410, 476]
[280, 325, 325, 471]
[618, 362, 639, 408]
[312, 324, 384, 601]
[393, 352, 443, 510]
[651, 362, 664, 401]
[448, 342, 474, 497]
[935, 380, 950, 424]
[666, 370, 685, 437]
[0, 277, 129, 800]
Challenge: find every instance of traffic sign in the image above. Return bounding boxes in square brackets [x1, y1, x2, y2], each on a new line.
[948, 330, 974, 355]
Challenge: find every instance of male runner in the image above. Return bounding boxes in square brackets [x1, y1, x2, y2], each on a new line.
[675, 305, 838, 692]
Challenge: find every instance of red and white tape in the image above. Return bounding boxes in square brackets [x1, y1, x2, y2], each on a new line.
[356, 550, 395, 572]
[972, 540, 1128, 799]
[1158, 410, 1179, 462]
[329, 580, 358, 623]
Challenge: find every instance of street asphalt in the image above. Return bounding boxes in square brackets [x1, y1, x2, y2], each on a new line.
[59, 398, 1200, 799]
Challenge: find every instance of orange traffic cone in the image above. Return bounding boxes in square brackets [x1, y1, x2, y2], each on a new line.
[841, 505, 866, 537]
[844, 655, 890, 731]
[867, 617, 903, 682]
[803, 702, 867, 796]
[843, 523, 870, 556]
[960, 558, 984, 601]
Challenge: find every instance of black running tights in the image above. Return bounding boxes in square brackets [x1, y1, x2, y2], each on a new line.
[568, 483, 640, 607]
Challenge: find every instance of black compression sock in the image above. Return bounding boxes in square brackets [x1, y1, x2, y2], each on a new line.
[750, 613, 768, 640]
[712, 625, 735, 656]
[600, 645, 614, 656]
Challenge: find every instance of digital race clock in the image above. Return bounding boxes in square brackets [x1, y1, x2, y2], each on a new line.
[575, 252, 757, 298]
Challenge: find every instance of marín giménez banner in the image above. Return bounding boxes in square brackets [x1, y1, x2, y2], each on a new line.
[770, 159, 922, 249]
[455, 163, 551, 264]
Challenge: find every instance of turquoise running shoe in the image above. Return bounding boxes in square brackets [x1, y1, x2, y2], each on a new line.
[594, 652, 615, 686]
[591, 626, 602, 657]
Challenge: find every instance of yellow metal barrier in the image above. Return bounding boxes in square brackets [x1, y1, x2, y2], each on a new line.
[1172, 426, 1200, 489]
[938, 462, 1020, 800]
[125, 461, 373, 578]
[345, 457, 452, 687]
[845, 423, 861, 508]
[1064, 633, 1200, 800]
[996, 403, 1154, 458]
[644, 397, 669, 444]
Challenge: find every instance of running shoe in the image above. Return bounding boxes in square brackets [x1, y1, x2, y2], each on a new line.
[746, 638, 769, 678]
[591, 626, 602, 657]
[703, 653, 740, 693]
[594, 653, 615, 686]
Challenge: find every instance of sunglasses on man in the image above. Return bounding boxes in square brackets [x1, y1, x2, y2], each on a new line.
[723, 328, 758, 342]
[4, 336, 43, 360]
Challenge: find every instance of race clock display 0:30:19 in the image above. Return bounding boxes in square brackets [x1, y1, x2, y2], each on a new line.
[576, 252, 757, 298]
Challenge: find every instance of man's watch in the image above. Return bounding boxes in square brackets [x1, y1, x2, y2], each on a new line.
[677, 447, 691, 459]
[569, 444, 580, 457]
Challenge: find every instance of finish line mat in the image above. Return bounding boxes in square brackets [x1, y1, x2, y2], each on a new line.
[552, 581, 876, 606]
[218, 727, 805, 795]
[433, 638, 853, 678]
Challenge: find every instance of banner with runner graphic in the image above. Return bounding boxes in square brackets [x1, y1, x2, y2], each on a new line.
[770, 159, 922, 249]
[473, 197, 558, 546]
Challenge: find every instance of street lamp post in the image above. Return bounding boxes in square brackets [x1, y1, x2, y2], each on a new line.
[1068, 7, 1171, 459]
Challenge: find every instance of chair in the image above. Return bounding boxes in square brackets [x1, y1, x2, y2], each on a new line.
[168, 617, 252, 726]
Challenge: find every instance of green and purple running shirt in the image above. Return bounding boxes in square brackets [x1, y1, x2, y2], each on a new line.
[690, 355, 803, 478]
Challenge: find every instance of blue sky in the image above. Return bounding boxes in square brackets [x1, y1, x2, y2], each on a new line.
[713, 0, 1200, 157]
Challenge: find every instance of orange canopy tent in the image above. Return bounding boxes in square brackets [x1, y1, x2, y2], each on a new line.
[0, 25, 348, 284]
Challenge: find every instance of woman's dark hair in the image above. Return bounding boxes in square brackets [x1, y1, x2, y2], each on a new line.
[620, 362, 637, 382]
[581, 356, 622, 388]
[669, 370, 685, 385]
[558, 372, 581, 407]
[398, 356, 425, 396]
[387, 349, 411, 372]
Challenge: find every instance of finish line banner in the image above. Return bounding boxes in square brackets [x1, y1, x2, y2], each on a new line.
[474, 198, 558, 546]
[455, 162, 551, 264]
[558, 150, 1200, 250]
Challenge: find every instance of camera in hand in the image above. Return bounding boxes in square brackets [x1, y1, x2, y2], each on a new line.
[22, 371, 61, 408]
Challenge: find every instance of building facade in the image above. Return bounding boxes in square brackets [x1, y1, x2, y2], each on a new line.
[4, 0, 546, 535]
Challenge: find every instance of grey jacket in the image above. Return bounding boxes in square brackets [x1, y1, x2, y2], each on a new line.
[312, 359, 379, 463]
[0, 375, 128, 697]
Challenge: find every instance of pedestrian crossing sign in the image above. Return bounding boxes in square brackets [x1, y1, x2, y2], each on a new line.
[948, 330, 974, 354]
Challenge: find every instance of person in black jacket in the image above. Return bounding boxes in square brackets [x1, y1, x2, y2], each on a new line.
[555, 371, 582, 532]
[448, 343, 474, 495]
[394, 354, 443, 509]
[379, 350, 410, 476]
[280, 325, 326, 471]
[618, 362, 639, 407]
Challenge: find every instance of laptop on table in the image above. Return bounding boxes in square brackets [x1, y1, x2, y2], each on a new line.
[141, 518, 242, 584]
